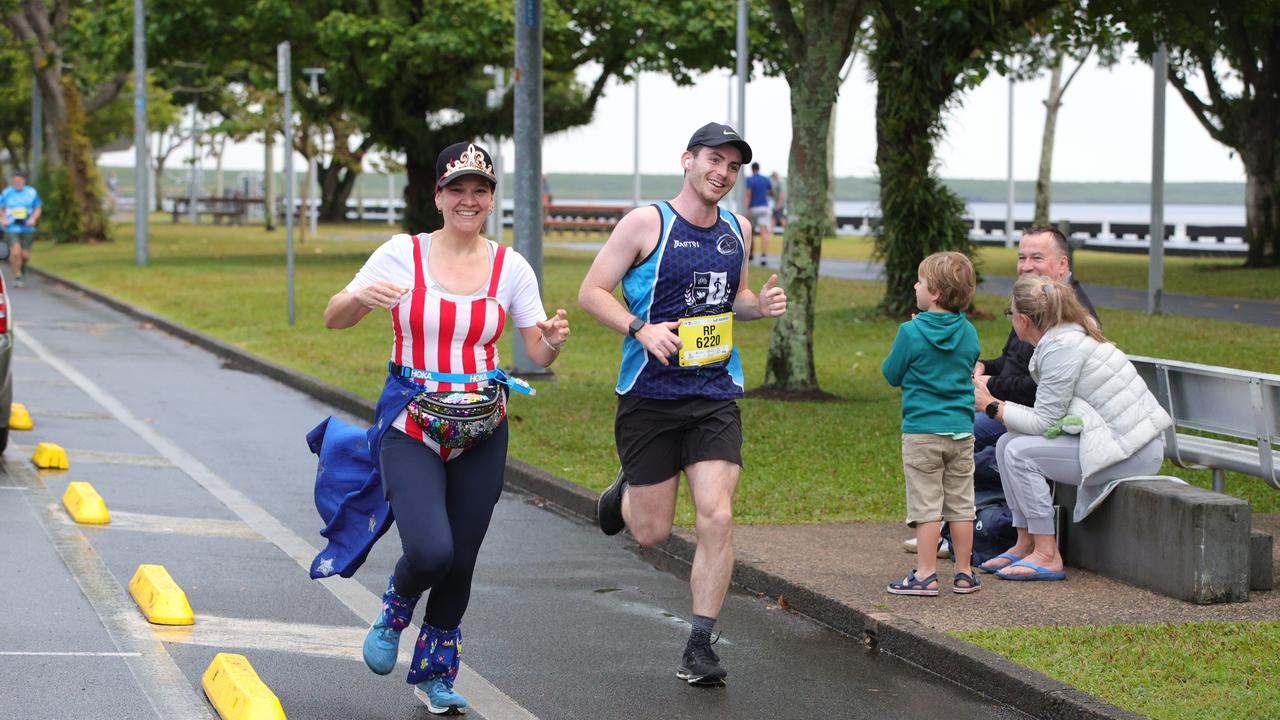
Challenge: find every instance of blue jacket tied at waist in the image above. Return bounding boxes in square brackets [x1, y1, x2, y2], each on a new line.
[307, 374, 419, 579]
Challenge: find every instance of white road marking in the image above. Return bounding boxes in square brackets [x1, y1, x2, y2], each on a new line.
[95, 511, 264, 542]
[0, 651, 143, 658]
[7, 462, 215, 720]
[151, 615, 414, 666]
[17, 325, 538, 720]
[11, 443, 173, 468]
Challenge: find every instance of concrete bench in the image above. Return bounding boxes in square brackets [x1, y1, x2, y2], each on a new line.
[1054, 357, 1279, 603]
[1056, 481, 1267, 604]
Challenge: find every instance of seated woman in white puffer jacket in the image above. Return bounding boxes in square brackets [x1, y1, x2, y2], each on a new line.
[973, 273, 1172, 581]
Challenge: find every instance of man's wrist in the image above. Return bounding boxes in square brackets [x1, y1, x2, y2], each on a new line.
[627, 316, 646, 338]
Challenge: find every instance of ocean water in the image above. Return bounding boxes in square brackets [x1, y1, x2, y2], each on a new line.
[544, 199, 1245, 226]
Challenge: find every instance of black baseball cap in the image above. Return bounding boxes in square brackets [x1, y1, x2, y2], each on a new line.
[686, 122, 752, 164]
[435, 141, 497, 190]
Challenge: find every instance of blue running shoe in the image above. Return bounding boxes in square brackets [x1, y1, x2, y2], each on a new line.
[362, 576, 420, 675]
[414, 676, 468, 715]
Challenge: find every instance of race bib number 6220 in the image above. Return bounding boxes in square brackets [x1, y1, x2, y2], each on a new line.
[678, 312, 733, 367]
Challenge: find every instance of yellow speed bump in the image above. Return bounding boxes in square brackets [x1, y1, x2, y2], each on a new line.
[10, 402, 32, 430]
[31, 442, 69, 469]
[202, 653, 287, 720]
[128, 564, 195, 626]
[61, 481, 110, 524]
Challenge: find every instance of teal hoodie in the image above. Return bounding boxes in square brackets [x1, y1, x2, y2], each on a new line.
[881, 311, 981, 434]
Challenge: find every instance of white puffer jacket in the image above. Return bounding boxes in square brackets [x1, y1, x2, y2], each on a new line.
[1002, 322, 1172, 482]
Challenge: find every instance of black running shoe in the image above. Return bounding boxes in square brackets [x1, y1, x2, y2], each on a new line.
[677, 641, 727, 686]
[596, 469, 627, 536]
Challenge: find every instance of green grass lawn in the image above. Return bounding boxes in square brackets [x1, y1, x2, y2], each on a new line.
[32, 219, 1280, 720]
[955, 622, 1280, 720]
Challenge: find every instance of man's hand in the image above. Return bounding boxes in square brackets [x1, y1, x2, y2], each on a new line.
[353, 281, 408, 310]
[757, 274, 787, 317]
[973, 360, 986, 377]
[536, 308, 570, 349]
[973, 374, 991, 396]
[636, 320, 682, 366]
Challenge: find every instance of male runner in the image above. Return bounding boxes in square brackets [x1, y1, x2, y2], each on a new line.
[578, 122, 787, 686]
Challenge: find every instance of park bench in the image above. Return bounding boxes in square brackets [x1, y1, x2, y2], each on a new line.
[1055, 356, 1277, 604]
[543, 204, 629, 233]
[171, 197, 252, 225]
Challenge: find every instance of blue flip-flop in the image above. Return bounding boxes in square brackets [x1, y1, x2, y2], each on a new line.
[979, 552, 1021, 574]
[996, 559, 1067, 581]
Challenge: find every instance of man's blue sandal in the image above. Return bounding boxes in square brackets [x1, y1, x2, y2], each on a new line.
[887, 570, 939, 596]
[979, 552, 1021, 574]
[996, 559, 1067, 581]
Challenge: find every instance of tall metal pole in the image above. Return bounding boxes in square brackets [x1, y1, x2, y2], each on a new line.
[278, 42, 295, 326]
[188, 102, 199, 223]
[1147, 46, 1168, 315]
[1005, 76, 1015, 248]
[30, 72, 41, 182]
[633, 73, 641, 207]
[513, 0, 545, 375]
[735, 0, 747, 214]
[133, 0, 148, 266]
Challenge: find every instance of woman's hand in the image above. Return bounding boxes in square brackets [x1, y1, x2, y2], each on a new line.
[354, 281, 409, 310]
[974, 380, 997, 411]
[536, 308, 570, 351]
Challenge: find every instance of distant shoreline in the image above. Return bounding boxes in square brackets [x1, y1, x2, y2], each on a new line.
[98, 165, 1246, 207]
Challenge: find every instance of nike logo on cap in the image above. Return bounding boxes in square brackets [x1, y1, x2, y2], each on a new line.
[723, 130, 737, 135]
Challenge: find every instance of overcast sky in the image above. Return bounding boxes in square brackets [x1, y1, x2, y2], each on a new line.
[102, 49, 1245, 184]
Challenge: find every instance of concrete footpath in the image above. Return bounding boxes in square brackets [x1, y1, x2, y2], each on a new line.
[29, 265, 1280, 720]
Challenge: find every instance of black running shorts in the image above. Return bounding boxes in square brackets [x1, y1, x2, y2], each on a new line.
[614, 395, 743, 486]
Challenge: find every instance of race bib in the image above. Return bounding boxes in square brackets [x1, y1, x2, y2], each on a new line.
[10, 207, 27, 220]
[678, 312, 733, 367]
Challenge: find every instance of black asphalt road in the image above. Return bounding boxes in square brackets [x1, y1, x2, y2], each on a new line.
[1, 275, 1026, 720]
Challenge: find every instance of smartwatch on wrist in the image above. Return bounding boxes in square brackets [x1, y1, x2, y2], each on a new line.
[627, 316, 646, 338]
[984, 401, 1001, 419]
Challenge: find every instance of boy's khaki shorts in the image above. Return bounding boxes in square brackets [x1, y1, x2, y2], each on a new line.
[902, 433, 976, 527]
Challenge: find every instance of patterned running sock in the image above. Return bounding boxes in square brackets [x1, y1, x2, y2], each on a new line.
[688, 615, 716, 647]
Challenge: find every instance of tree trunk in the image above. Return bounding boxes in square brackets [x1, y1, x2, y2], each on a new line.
[871, 14, 974, 317]
[318, 163, 359, 222]
[404, 153, 443, 232]
[1034, 56, 1064, 227]
[1242, 151, 1279, 268]
[763, 77, 834, 392]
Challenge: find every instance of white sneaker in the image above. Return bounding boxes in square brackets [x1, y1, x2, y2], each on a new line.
[902, 537, 952, 559]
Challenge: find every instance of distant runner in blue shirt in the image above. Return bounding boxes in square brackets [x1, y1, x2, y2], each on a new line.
[1, 170, 42, 287]
[743, 162, 772, 265]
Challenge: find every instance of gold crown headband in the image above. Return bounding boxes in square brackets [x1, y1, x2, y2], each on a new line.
[440, 144, 494, 183]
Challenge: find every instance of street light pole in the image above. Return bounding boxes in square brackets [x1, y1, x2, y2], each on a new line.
[278, 42, 295, 326]
[735, 0, 747, 215]
[1005, 76, 1015, 248]
[302, 67, 325, 238]
[1147, 46, 1168, 315]
[133, 0, 148, 266]
[513, 0, 545, 376]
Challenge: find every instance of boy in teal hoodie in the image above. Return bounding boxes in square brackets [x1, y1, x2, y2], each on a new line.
[881, 252, 981, 596]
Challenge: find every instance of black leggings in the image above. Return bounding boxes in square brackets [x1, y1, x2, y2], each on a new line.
[379, 422, 508, 630]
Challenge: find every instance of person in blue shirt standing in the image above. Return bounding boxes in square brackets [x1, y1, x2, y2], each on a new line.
[743, 162, 772, 266]
[1, 170, 43, 287]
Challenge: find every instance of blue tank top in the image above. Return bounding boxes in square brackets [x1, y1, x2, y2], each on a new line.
[616, 202, 746, 400]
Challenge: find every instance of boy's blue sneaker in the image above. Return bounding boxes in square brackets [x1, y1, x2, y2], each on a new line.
[414, 676, 468, 715]
[362, 576, 420, 675]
